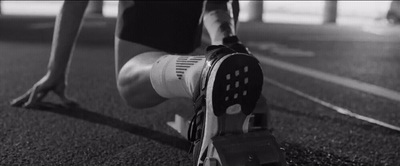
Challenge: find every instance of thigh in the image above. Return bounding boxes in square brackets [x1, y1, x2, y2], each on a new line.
[114, 37, 168, 108]
[116, 1, 205, 54]
[115, 37, 166, 74]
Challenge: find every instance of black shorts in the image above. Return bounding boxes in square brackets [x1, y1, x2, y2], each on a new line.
[116, 1, 205, 54]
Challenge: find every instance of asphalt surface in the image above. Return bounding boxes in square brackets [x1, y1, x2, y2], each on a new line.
[1, 15, 400, 165]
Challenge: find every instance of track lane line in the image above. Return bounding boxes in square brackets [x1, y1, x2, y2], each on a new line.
[263, 77, 400, 132]
[255, 53, 400, 103]
[201, 37, 400, 131]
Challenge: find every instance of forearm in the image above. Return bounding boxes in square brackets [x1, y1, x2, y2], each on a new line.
[47, 1, 89, 80]
[204, 0, 236, 45]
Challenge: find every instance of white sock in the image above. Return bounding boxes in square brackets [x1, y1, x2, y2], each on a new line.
[150, 55, 205, 99]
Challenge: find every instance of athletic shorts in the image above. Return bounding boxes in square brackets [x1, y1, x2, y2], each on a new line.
[116, 1, 205, 54]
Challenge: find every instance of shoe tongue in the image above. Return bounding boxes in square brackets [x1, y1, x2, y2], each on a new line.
[206, 45, 225, 52]
[222, 36, 239, 45]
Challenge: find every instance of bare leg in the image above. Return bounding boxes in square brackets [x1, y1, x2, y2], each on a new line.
[115, 38, 167, 109]
[115, 38, 204, 109]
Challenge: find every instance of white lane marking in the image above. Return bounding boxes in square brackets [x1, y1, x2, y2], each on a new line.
[288, 35, 398, 42]
[264, 76, 400, 132]
[247, 42, 315, 57]
[362, 25, 400, 38]
[362, 26, 386, 35]
[255, 53, 400, 103]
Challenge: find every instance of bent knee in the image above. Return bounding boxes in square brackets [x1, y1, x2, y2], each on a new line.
[117, 77, 140, 109]
[117, 63, 147, 109]
[116, 62, 165, 109]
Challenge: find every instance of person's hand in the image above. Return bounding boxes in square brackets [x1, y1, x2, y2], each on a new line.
[10, 73, 77, 108]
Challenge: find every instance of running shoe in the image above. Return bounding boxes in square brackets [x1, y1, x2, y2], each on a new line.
[189, 45, 264, 166]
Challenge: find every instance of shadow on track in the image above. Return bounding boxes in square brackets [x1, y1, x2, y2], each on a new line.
[19, 102, 192, 152]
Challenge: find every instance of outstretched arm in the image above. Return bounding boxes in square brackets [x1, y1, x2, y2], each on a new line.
[10, 1, 89, 108]
[48, 1, 89, 82]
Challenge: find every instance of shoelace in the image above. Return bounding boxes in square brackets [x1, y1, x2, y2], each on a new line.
[187, 45, 236, 154]
[187, 109, 204, 143]
[223, 36, 251, 55]
[187, 109, 204, 154]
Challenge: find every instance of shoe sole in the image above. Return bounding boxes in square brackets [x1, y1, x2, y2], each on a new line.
[197, 53, 263, 165]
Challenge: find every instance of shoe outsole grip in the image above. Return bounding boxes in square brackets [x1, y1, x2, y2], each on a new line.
[210, 53, 263, 117]
[194, 48, 265, 166]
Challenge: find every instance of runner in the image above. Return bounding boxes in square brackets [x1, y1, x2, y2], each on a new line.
[11, 1, 282, 165]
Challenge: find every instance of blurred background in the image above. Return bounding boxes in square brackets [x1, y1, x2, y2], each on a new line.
[1, 1, 399, 165]
[0, 1, 398, 26]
